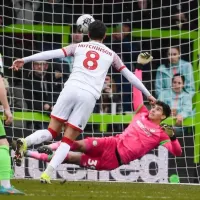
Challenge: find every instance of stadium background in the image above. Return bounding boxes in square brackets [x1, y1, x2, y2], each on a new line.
[0, 0, 200, 185]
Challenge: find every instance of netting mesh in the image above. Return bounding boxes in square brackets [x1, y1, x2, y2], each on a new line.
[0, 0, 200, 183]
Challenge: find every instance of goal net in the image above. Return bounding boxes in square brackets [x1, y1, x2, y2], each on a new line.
[0, 0, 199, 184]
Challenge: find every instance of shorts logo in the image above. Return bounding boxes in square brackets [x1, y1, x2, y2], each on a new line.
[92, 140, 97, 146]
[78, 124, 82, 128]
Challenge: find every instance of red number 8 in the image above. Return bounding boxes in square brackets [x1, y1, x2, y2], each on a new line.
[83, 51, 100, 70]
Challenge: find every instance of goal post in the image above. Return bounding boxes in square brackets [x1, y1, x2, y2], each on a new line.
[194, 1, 200, 164]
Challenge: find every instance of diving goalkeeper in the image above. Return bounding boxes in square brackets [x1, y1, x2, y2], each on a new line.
[17, 54, 182, 171]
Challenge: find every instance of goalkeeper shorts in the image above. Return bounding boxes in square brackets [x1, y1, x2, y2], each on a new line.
[0, 120, 6, 139]
[80, 137, 120, 170]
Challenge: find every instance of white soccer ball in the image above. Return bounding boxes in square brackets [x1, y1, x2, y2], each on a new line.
[76, 14, 95, 34]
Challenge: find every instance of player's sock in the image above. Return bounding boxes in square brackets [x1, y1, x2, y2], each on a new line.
[0, 145, 11, 189]
[25, 129, 53, 147]
[48, 141, 61, 150]
[26, 150, 52, 162]
[45, 137, 73, 175]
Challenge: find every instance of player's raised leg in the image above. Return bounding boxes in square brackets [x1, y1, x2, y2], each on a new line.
[25, 140, 86, 163]
[37, 140, 85, 154]
[25, 150, 53, 162]
[14, 118, 63, 166]
[14, 83, 81, 166]
[40, 88, 96, 183]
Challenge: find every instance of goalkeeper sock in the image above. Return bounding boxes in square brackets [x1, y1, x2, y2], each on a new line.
[48, 141, 61, 150]
[49, 140, 80, 151]
[0, 145, 11, 188]
[26, 150, 52, 162]
[25, 129, 53, 146]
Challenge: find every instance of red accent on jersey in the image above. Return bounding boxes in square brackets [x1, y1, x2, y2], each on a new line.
[50, 114, 67, 123]
[66, 122, 83, 133]
[62, 48, 67, 57]
[118, 66, 126, 72]
[83, 50, 100, 70]
[48, 127, 58, 139]
[61, 136, 74, 146]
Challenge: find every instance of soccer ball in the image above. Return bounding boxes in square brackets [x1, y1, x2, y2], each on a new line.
[76, 14, 95, 34]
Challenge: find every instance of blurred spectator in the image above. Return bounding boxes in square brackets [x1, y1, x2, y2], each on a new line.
[23, 60, 53, 130]
[162, 0, 198, 30]
[155, 46, 195, 98]
[92, 75, 122, 133]
[112, 23, 140, 67]
[158, 73, 193, 135]
[0, 0, 14, 26]
[34, 0, 72, 50]
[132, 0, 162, 29]
[171, 12, 188, 30]
[94, 75, 122, 115]
[34, 0, 72, 25]
[59, 30, 83, 72]
[109, 23, 140, 112]
[12, 0, 40, 24]
[137, 0, 148, 10]
[47, 62, 68, 104]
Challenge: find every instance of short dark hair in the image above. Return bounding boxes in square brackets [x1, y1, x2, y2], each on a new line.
[172, 73, 185, 84]
[88, 20, 106, 40]
[156, 100, 171, 119]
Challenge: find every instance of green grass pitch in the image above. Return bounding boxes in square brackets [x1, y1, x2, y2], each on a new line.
[1, 179, 198, 200]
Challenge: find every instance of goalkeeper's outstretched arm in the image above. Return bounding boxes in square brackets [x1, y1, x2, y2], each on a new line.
[119, 52, 155, 111]
[120, 52, 155, 105]
[162, 139, 182, 156]
[160, 125, 182, 156]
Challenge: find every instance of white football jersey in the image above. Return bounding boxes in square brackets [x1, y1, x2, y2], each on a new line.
[62, 41, 125, 99]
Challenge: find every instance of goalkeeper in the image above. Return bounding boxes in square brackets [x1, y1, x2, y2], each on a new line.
[19, 53, 182, 171]
[0, 59, 23, 194]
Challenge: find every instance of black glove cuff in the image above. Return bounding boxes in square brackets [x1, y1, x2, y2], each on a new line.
[170, 134, 177, 141]
[135, 63, 143, 70]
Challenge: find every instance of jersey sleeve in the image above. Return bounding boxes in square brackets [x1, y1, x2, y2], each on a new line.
[133, 69, 148, 113]
[112, 53, 126, 72]
[62, 44, 78, 57]
[159, 131, 182, 156]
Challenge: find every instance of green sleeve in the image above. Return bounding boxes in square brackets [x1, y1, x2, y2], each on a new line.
[0, 119, 6, 138]
[160, 139, 170, 146]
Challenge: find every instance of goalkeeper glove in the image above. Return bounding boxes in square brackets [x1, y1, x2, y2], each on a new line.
[137, 52, 153, 65]
[161, 124, 176, 141]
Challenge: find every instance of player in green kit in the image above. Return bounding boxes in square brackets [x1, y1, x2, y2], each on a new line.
[0, 54, 24, 195]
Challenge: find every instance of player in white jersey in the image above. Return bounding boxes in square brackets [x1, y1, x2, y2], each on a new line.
[11, 20, 156, 183]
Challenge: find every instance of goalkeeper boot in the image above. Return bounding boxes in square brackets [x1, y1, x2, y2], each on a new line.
[14, 138, 27, 167]
[37, 146, 53, 155]
[0, 186, 24, 195]
[40, 172, 51, 184]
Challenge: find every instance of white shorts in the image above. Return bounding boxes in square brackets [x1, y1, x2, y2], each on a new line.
[51, 84, 96, 132]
